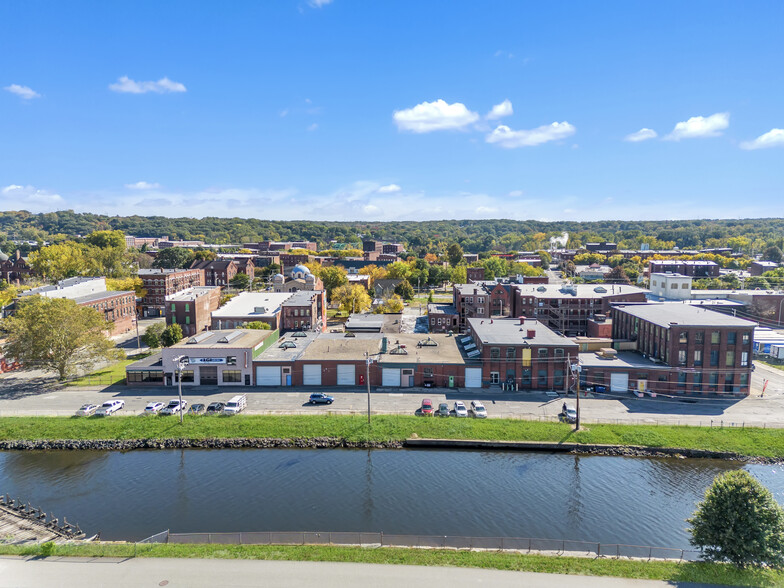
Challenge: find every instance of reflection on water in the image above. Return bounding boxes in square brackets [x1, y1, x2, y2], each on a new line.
[0, 448, 778, 546]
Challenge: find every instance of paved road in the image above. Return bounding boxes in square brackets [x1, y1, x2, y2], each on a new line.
[0, 556, 713, 588]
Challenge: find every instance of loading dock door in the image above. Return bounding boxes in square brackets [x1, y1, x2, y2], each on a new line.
[382, 368, 401, 387]
[256, 366, 281, 386]
[464, 368, 482, 388]
[303, 364, 322, 386]
[337, 364, 355, 386]
[610, 373, 629, 393]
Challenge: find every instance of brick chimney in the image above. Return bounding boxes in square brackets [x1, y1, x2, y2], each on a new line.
[526, 329, 536, 339]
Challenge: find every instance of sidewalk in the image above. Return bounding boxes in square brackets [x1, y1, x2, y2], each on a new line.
[0, 556, 701, 588]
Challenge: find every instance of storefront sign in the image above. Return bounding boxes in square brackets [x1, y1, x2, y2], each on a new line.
[188, 357, 227, 365]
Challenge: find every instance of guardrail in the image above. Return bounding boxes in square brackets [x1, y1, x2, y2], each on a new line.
[156, 530, 700, 561]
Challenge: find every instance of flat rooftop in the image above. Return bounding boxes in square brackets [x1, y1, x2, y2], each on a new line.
[126, 352, 164, 371]
[578, 351, 670, 371]
[515, 284, 648, 299]
[166, 286, 220, 302]
[73, 290, 135, 304]
[428, 303, 457, 315]
[613, 303, 757, 328]
[282, 290, 320, 306]
[380, 334, 465, 365]
[254, 331, 320, 362]
[299, 332, 382, 361]
[212, 292, 293, 318]
[169, 329, 274, 349]
[345, 313, 402, 333]
[468, 317, 577, 347]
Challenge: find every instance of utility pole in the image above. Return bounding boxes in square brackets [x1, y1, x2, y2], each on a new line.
[134, 312, 141, 351]
[569, 355, 581, 431]
[365, 352, 372, 424]
[173, 355, 187, 424]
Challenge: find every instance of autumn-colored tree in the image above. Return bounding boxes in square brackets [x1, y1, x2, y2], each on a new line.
[332, 284, 372, 314]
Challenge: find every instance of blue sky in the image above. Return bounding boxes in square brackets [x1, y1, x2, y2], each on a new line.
[1, 0, 783, 222]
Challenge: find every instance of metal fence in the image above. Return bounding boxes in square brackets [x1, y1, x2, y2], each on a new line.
[160, 531, 700, 561]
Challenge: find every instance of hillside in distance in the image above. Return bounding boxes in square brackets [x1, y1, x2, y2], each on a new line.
[1, 210, 783, 254]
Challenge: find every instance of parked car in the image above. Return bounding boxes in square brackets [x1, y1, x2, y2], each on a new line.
[188, 403, 206, 415]
[95, 400, 124, 416]
[223, 395, 247, 415]
[161, 399, 187, 415]
[419, 398, 434, 416]
[308, 393, 334, 405]
[436, 402, 450, 417]
[470, 401, 487, 419]
[560, 405, 577, 424]
[143, 402, 164, 414]
[206, 402, 225, 415]
[454, 401, 468, 418]
[75, 404, 98, 417]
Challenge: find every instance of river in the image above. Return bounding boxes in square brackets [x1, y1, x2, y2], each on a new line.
[2, 449, 783, 547]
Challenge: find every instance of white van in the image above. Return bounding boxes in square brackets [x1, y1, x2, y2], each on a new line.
[223, 394, 247, 415]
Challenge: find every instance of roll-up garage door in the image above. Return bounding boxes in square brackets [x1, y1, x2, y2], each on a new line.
[464, 368, 482, 388]
[610, 373, 629, 393]
[337, 364, 355, 386]
[303, 364, 322, 386]
[382, 368, 401, 387]
[256, 366, 281, 386]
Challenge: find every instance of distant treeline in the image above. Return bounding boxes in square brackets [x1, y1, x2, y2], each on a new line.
[1, 210, 783, 256]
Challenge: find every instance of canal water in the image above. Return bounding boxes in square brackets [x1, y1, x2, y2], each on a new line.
[1, 449, 782, 546]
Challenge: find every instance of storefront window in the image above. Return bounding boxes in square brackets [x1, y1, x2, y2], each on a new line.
[222, 370, 242, 383]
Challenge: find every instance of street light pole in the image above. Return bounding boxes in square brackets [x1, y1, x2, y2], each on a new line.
[173, 355, 188, 424]
[569, 357, 581, 431]
[365, 352, 373, 424]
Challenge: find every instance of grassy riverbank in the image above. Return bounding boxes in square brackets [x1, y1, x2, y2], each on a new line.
[0, 542, 780, 586]
[0, 414, 783, 457]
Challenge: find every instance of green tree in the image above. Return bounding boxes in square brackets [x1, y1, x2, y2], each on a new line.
[386, 261, 412, 279]
[688, 470, 784, 568]
[450, 265, 467, 284]
[85, 230, 126, 249]
[1, 297, 120, 380]
[160, 324, 184, 347]
[28, 242, 95, 281]
[763, 246, 783, 263]
[229, 273, 250, 290]
[394, 279, 415, 301]
[604, 266, 632, 285]
[447, 243, 464, 267]
[319, 265, 348, 299]
[537, 250, 552, 267]
[242, 321, 271, 330]
[745, 276, 771, 290]
[427, 289, 434, 303]
[141, 322, 164, 349]
[192, 249, 217, 262]
[153, 247, 195, 269]
[374, 294, 404, 314]
[332, 284, 372, 314]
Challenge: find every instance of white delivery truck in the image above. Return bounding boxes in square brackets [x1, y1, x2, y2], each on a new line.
[223, 394, 247, 415]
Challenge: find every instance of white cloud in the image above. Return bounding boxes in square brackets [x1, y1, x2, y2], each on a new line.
[125, 181, 161, 190]
[624, 128, 657, 142]
[494, 50, 514, 59]
[279, 108, 289, 117]
[476, 206, 498, 214]
[377, 184, 401, 193]
[4, 84, 40, 99]
[393, 99, 479, 133]
[309, 0, 333, 6]
[486, 99, 513, 121]
[109, 76, 187, 94]
[508, 190, 524, 197]
[307, 123, 319, 132]
[740, 128, 784, 150]
[485, 121, 576, 148]
[1, 184, 63, 212]
[664, 112, 729, 141]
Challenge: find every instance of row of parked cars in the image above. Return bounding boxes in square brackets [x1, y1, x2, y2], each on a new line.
[75, 395, 248, 417]
[419, 399, 487, 418]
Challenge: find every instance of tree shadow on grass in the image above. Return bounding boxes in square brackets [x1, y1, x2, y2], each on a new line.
[669, 560, 782, 587]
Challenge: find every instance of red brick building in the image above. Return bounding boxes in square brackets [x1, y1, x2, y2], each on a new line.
[281, 290, 327, 332]
[0, 250, 32, 284]
[75, 290, 137, 337]
[139, 268, 204, 317]
[165, 286, 221, 336]
[190, 260, 238, 287]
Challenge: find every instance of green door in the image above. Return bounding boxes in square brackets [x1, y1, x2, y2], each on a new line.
[449, 375, 455, 388]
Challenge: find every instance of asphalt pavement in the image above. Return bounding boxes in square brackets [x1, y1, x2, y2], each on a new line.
[0, 556, 713, 588]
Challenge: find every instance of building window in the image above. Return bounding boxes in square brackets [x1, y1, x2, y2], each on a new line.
[490, 347, 500, 359]
[477, 297, 485, 303]
[538, 348, 548, 358]
[678, 371, 687, 386]
[477, 308, 484, 315]
[423, 367, 433, 378]
[171, 303, 176, 312]
[727, 331, 736, 345]
[506, 347, 515, 359]
[710, 372, 719, 388]
[521, 369, 531, 386]
[741, 351, 748, 367]
[185, 316, 190, 325]
[711, 331, 720, 345]
[726, 351, 735, 367]
[554, 348, 564, 358]
[740, 373, 748, 387]
[226, 356, 237, 365]
[678, 350, 686, 365]
[679, 331, 687, 344]
[694, 349, 702, 365]
[537, 369, 548, 388]
[693, 372, 702, 390]
[553, 369, 564, 388]
[742, 332, 749, 345]
[222, 370, 242, 383]
[490, 372, 500, 384]
[710, 349, 719, 367]
[185, 303, 190, 312]
[695, 331, 704, 345]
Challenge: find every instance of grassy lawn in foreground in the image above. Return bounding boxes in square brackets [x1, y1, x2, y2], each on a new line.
[0, 542, 779, 586]
[1, 414, 783, 457]
[65, 352, 152, 387]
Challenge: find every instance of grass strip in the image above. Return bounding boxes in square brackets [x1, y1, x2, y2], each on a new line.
[66, 353, 152, 387]
[0, 542, 780, 586]
[1, 414, 783, 458]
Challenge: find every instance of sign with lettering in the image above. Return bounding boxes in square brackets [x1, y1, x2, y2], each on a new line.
[188, 357, 227, 365]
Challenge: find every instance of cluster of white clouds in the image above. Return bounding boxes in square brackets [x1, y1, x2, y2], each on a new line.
[1, 184, 63, 212]
[393, 98, 575, 149]
[624, 112, 782, 150]
[109, 76, 187, 94]
[4, 84, 40, 99]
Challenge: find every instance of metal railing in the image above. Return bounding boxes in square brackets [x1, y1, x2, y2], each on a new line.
[159, 530, 700, 561]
